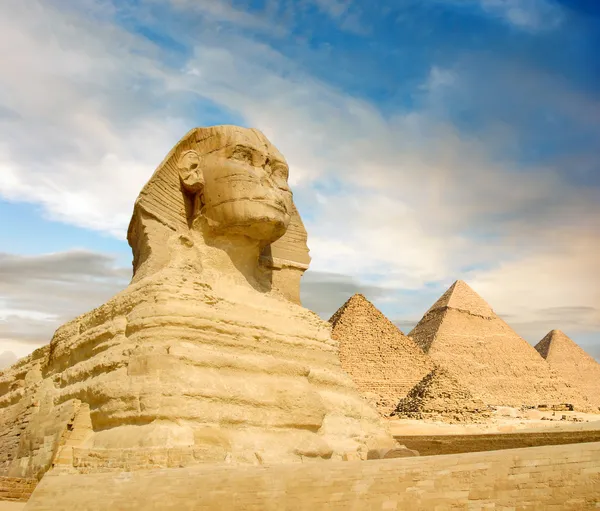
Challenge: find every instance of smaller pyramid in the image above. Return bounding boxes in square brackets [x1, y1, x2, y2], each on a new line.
[535, 330, 600, 410]
[330, 294, 434, 416]
[393, 367, 490, 423]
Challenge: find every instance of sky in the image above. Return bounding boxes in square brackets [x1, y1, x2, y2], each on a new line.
[0, 0, 599, 368]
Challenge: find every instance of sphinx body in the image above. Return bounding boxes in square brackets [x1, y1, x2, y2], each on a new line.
[0, 126, 393, 479]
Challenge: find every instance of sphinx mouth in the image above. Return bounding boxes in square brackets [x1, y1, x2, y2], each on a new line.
[211, 197, 288, 214]
[256, 198, 288, 213]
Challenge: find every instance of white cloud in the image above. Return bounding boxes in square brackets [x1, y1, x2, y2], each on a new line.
[479, 0, 564, 31]
[469, 228, 600, 339]
[434, 0, 564, 31]
[304, 192, 453, 288]
[0, 0, 191, 235]
[421, 66, 457, 91]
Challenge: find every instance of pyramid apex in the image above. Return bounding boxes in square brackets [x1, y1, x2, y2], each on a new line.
[543, 329, 572, 342]
[535, 329, 582, 360]
[424, 279, 494, 318]
[328, 293, 374, 326]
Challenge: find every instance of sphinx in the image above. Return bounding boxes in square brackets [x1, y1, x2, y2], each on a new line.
[0, 126, 394, 479]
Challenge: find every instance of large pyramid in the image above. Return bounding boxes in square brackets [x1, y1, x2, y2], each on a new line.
[393, 367, 490, 423]
[535, 330, 600, 410]
[330, 294, 434, 415]
[409, 280, 585, 409]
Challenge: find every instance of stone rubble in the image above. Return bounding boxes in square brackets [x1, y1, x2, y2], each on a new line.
[393, 367, 491, 423]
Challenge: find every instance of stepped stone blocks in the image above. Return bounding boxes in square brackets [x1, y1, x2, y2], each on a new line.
[393, 367, 491, 423]
[0, 126, 395, 485]
[409, 280, 586, 409]
[329, 294, 434, 415]
[0, 477, 37, 502]
[535, 330, 600, 410]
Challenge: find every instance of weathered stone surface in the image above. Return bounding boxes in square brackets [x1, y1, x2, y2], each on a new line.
[0, 477, 37, 503]
[23, 442, 600, 511]
[535, 330, 600, 411]
[366, 447, 419, 459]
[0, 126, 395, 482]
[0, 346, 82, 480]
[393, 367, 491, 423]
[409, 280, 586, 409]
[330, 294, 434, 416]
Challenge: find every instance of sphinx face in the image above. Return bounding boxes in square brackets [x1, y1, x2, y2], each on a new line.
[199, 129, 293, 243]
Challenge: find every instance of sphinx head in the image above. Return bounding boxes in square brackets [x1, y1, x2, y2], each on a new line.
[129, 126, 309, 300]
[177, 126, 293, 245]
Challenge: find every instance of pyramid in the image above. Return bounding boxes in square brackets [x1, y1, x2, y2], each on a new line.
[409, 280, 585, 409]
[330, 294, 434, 415]
[393, 367, 490, 423]
[535, 330, 600, 410]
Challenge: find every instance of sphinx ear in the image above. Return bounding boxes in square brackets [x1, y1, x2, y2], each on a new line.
[177, 150, 204, 193]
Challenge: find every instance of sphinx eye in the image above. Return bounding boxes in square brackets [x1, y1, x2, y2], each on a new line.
[271, 164, 289, 186]
[272, 163, 288, 177]
[231, 147, 254, 163]
[190, 163, 198, 170]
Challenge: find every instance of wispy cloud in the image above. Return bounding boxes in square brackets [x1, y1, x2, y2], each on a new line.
[421, 66, 457, 92]
[165, 0, 286, 34]
[479, 0, 564, 31]
[436, 0, 565, 32]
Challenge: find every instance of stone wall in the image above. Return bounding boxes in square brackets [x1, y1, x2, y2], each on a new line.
[0, 478, 37, 502]
[25, 442, 600, 510]
[394, 430, 600, 456]
[71, 447, 224, 473]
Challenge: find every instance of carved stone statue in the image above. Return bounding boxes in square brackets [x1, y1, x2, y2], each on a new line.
[128, 125, 311, 303]
[0, 126, 394, 480]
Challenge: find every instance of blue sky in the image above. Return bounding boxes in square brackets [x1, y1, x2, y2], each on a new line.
[0, 0, 599, 365]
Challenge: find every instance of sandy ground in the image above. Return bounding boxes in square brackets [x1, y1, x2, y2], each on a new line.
[0, 502, 25, 511]
[387, 407, 600, 436]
